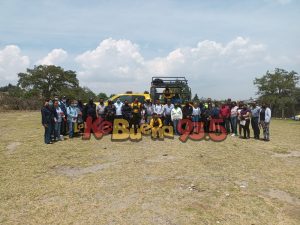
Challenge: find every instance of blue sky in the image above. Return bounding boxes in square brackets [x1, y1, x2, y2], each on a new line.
[0, 0, 299, 99]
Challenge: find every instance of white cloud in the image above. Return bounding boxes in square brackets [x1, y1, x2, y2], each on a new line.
[75, 37, 269, 98]
[75, 38, 145, 85]
[36, 48, 68, 65]
[0, 45, 30, 85]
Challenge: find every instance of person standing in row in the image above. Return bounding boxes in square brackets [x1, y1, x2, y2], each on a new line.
[153, 99, 164, 120]
[230, 101, 238, 136]
[96, 98, 106, 118]
[121, 100, 132, 125]
[144, 98, 153, 123]
[163, 99, 174, 126]
[114, 98, 123, 119]
[171, 104, 183, 135]
[131, 98, 142, 134]
[182, 101, 193, 120]
[83, 98, 97, 123]
[41, 99, 55, 144]
[251, 102, 261, 139]
[259, 103, 271, 141]
[59, 96, 68, 136]
[239, 104, 251, 139]
[220, 103, 231, 134]
[53, 100, 64, 141]
[67, 100, 78, 138]
[104, 100, 116, 123]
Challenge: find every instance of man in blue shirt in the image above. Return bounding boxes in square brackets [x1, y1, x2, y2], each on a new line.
[251, 102, 261, 139]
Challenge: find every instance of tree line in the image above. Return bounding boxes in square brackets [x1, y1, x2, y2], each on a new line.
[0, 65, 299, 117]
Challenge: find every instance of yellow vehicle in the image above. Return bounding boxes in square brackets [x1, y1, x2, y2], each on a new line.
[95, 92, 151, 106]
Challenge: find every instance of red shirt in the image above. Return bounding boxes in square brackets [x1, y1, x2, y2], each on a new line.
[220, 105, 230, 118]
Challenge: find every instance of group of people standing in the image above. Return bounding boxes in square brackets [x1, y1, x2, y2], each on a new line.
[41, 96, 271, 144]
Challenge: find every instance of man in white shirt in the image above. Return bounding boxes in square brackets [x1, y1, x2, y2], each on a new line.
[171, 104, 183, 135]
[96, 98, 106, 118]
[153, 99, 164, 118]
[163, 99, 174, 126]
[114, 98, 123, 119]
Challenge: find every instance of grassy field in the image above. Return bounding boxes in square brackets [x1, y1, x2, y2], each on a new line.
[0, 111, 299, 225]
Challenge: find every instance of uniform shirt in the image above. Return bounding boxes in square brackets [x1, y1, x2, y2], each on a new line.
[150, 118, 163, 128]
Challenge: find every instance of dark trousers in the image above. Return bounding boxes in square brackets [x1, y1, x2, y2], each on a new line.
[131, 115, 141, 133]
[242, 120, 250, 138]
[60, 119, 67, 135]
[251, 117, 260, 138]
[44, 123, 52, 144]
[164, 115, 172, 126]
[221, 117, 231, 134]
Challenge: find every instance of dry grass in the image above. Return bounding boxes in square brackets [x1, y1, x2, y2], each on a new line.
[0, 111, 299, 225]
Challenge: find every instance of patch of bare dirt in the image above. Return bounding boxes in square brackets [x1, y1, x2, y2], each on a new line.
[54, 162, 115, 177]
[6, 142, 21, 154]
[265, 189, 300, 206]
[273, 151, 300, 158]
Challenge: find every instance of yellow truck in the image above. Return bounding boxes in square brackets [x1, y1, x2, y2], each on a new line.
[96, 91, 151, 106]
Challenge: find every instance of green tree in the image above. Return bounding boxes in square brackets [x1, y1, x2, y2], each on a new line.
[60, 86, 96, 102]
[17, 65, 79, 98]
[97, 92, 109, 100]
[254, 68, 299, 118]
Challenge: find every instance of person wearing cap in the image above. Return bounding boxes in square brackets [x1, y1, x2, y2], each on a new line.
[163, 99, 174, 126]
[144, 98, 153, 123]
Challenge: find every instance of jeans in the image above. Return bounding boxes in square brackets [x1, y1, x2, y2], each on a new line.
[260, 121, 270, 140]
[192, 115, 200, 122]
[68, 120, 74, 138]
[44, 123, 52, 144]
[251, 117, 260, 138]
[173, 119, 180, 135]
[164, 115, 172, 126]
[230, 116, 237, 135]
[54, 122, 61, 140]
[222, 117, 231, 134]
[241, 120, 250, 138]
